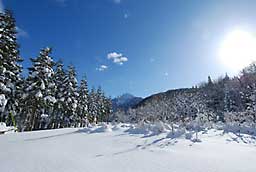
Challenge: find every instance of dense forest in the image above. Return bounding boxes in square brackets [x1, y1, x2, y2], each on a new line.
[0, 10, 112, 131]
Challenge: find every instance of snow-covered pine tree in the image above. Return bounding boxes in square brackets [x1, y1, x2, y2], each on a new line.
[0, 10, 23, 126]
[240, 63, 256, 113]
[23, 47, 56, 131]
[16, 77, 27, 131]
[204, 78, 225, 122]
[0, 11, 9, 122]
[96, 87, 112, 123]
[96, 87, 105, 122]
[207, 75, 213, 86]
[77, 76, 89, 127]
[103, 96, 112, 123]
[244, 83, 256, 125]
[88, 87, 98, 124]
[62, 65, 78, 127]
[52, 60, 66, 128]
[224, 83, 231, 113]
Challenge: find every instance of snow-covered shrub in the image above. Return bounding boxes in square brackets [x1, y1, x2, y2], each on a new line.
[112, 123, 130, 131]
[166, 127, 185, 139]
[185, 131, 193, 140]
[91, 123, 112, 133]
[224, 112, 256, 135]
[125, 122, 151, 135]
[150, 121, 169, 133]
[125, 120, 172, 136]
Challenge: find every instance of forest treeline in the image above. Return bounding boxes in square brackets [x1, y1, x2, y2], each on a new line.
[0, 10, 112, 131]
[113, 62, 256, 129]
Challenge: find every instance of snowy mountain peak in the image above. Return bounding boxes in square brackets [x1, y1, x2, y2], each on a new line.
[112, 93, 143, 111]
[115, 93, 137, 104]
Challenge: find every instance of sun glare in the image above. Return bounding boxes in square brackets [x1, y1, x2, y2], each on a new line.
[219, 30, 256, 72]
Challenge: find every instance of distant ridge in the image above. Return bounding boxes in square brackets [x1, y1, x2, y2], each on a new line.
[112, 93, 143, 112]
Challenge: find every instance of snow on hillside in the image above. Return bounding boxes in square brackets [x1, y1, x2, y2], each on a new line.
[0, 123, 256, 172]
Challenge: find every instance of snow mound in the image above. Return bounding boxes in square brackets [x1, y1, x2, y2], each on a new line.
[112, 123, 130, 131]
[90, 123, 113, 133]
[0, 122, 7, 132]
[125, 121, 170, 135]
[0, 122, 16, 134]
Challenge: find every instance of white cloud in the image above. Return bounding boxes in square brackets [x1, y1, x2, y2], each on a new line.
[16, 27, 29, 38]
[96, 65, 108, 72]
[107, 52, 128, 65]
[114, 0, 121, 4]
[124, 13, 129, 19]
[0, 0, 4, 13]
[164, 72, 169, 76]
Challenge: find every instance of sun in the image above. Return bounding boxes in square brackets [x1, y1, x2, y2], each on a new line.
[219, 30, 256, 72]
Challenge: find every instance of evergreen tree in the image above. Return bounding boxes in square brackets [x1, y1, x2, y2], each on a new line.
[88, 87, 98, 123]
[207, 76, 213, 86]
[62, 65, 78, 127]
[224, 81, 231, 113]
[0, 10, 23, 125]
[77, 76, 89, 127]
[96, 87, 105, 122]
[103, 96, 112, 122]
[23, 47, 55, 130]
[16, 77, 27, 131]
[241, 83, 256, 124]
[52, 60, 66, 128]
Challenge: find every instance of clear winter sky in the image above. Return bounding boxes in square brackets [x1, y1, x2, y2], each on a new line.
[1, 0, 256, 97]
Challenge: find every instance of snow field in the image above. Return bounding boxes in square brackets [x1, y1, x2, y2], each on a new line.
[1, 123, 256, 172]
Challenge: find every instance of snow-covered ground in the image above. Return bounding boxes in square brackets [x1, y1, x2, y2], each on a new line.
[0, 123, 256, 172]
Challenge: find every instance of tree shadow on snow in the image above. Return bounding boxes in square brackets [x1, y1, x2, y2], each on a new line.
[24, 130, 79, 141]
[225, 132, 256, 145]
[113, 137, 176, 156]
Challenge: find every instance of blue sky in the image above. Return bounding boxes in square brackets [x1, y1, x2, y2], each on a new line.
[2, 0, 256, 97]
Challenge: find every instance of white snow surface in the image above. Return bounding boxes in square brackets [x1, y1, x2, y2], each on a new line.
[0, 123, 256, 172]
